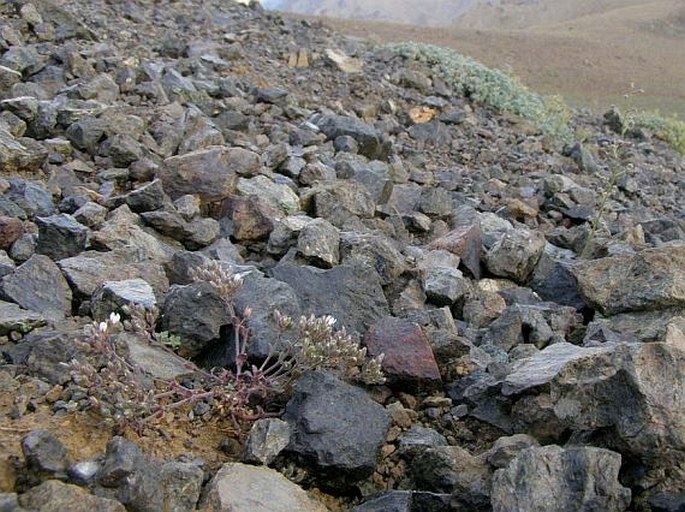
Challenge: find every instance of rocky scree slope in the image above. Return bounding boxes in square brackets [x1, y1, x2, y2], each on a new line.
[0, 0, 684, 511]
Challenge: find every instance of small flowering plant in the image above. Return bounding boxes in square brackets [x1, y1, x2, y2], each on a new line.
[65, 261, 385, 433]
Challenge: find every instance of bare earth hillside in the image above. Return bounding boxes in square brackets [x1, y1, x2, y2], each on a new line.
[277, 0, 685, 117]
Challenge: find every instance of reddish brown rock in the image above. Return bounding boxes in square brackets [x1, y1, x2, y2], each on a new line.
[0, 216, 24, 250]
[365, 316, 442, 390]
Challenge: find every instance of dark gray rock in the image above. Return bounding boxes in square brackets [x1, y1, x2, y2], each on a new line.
[21, 429, 70, 477]
[271, 262, 389, 335]
[97, 437, 144, 488]
[502, 342, 614, 396]
[529, 249, 584, 310]
[1, 254, 72, 320]
[0, 330, 80, 385]
[35, 214, 89, 260]
[421, 265, 469, 307]
[90, 205, 180, 262]
[113, 179, 168, 213]
[160, 282, 228, 358]
[5, 178, 54, 217]
[491, 446, 631, 512]
[364, 316, 442, 390]
[481, 302, 580, 352]
[409, 445, 491, 504]
[230, 273, 301, 361]
[352, 160, 393, 204]
[352, 491, 453, 512]
[311, 113, 390, 160]
[549, 342, 685, 477]
[284, 371, 391, 491]
[73, 201, 108, 228]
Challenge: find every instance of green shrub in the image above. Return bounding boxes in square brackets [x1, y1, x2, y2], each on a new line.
[633, 112, 685, 154]
[386, 42, 574, 143]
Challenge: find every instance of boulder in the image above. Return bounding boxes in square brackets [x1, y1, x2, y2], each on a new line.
[272, 263, 389, 336]
[491, 446, 631, 512]
[284, 371, 391, 491]
[572, 244, 685, 315]
[1, 254, 72, 320]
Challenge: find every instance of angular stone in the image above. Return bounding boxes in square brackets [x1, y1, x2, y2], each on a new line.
[5, 178, 54, 217]
[296, 218, 340, 268]
[227, 273, 301, 362]
[90, 205, 180, 262]
[58, 249, 169, 299]
[550, 342, 685, 472]
[73, 201, 107, 228]
[237, 175, 300, 215]
[486, 228, 546, 283]
[112, 179, 168, 213]
[97, 437, 143, 488]
[160, 282, 228, 358]
[428, 223, 482, 280]
[231, 195, 281, 241]
[491, 446, 631, 512]
[353, 491, 452, 512]
[200, 463, 327, 512]
[352, 160, 393, 205]
[529, 249, 584, 310]
[35, 214, 89, 260]
[311, 113, 390, 160]
[572, 244, 685, 316]
[160, 146, 259, 203]
[0, 300, 46, 335]
[312, 180, 376, 227]
[0, 215, 24, 250]
[409, 445, 491, 503]
[340, 232, 406, 286]
[1, 254, 71, 320]
[412, 249, 467, 306]
[18, 480, 125, 512]
[115, 459, 204, 512]
[502, 342, 614, 396]
[284, 371, 391, 491]
[484, 434, 541, 469]
[272, 263, 389, 335]
[364, 316, 442, 389]
[243, 418, 291, 466]
[91, 279, 156, 321]
[482, 303, 580, 352]
[118, 332, 194, 381]
[21, 430, 70, 476]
